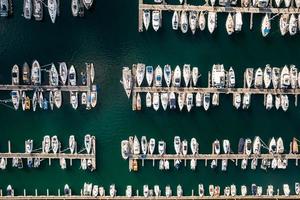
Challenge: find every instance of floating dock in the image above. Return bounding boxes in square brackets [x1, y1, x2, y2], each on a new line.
[137, 0, 300, 32]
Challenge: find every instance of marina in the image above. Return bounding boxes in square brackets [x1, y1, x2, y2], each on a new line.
[122, 136, 299, 171]
[2, 182, 300, 199]
[2, 61, 97, 111]
[0, 135, 96, 170]
[122, 64, 300, 111]
[138, 0, 300, 36]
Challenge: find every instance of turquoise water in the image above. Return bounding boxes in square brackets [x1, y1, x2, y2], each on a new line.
[0, 0, 300, 196]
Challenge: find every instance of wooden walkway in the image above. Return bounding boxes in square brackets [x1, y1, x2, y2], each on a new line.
[138, 0, 300, 32]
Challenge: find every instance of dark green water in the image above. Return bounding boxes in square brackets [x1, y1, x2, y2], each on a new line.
[0, 0, 300, 196]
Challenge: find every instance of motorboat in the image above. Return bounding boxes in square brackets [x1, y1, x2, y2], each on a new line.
[290, 64, 298, 89]
[71, 0, 79, 17]
[141, 136, 148, 155]
[70, 91, 78, 110]
[180, 11, 188, 33]
[186, 93, 193, 112]
[189, 11, 198, 34]
[198, 184, 204, 197]
[11, 65, 19, 85]
[11, 91, 20, 110]
[54, 89, 62, 109]
[183, 64, 191, 87]
[174, 136, 181, 155]
[223, 139, 230, 154]
[42, 135, 51, 153]
[228, 67, 235, 87]
[152, 92, 160, 111]
[121, 140, 129, 159]
[281, 94, 289, 111]
[231, 185, 236, 196]
[49, 91, 54, 110]
[152, 10, 161, 31]
[6, 185, 14, 196]
[126, 185, 132, 197]
[136, 63, 145, 87]
[190, 158, 197, 170]
[224, 186, 230, 196]
[154, 185, 161, 197]
[208, 11, 217, 34]
[253, 136, 261, 155]
[143, 185, 149, 197]
[178, 93, 185, 111]
[233, 93, 241, 109]
[59, 62, 68, 85]
[242, 93, 251, 109]
[245, 68, 254, 88]
[241, 185, 247, 196]
[83, 183, 92, 195]
[212, 93, 219, 106]
[213, 139, 220, 154]
[148, 138, 155, 155]
[292, 137, 299, 154]
[192, 67, 199, 86]
[90, 85, 97, 108]
[83, 0, 93, 9]
[277, 137, 284, 153]
[68, 65, 77, 86]
[165, 185, 172, 197]
[289, 14, 298, 35]
[158, 140, 166, 155]
[238, 138, 245, 154]
[211, 159, 217, 169]
[283, 184, 290, 196]
[146, 92, 152, 108]
[264, 65, 272, 88]
[23, 0, 32, 19]
[279, 14, 289, 36]
[48, 0, 57, 23]
[136, 93, 141, 111]
[261, 14, 271, 37]
[198, 11, 206, 31]
[154, 65, 162, 87]
[209, 185, 214, 197]
[203, 93, 210, 111]
[0, 158, 7, 170]
[133, 136, 140, 155]
[161, 93, 169, 111]
[84, 134, 92, 154]
[221, 159, 228, 171]
[0, 0, 8, 17]
[169, 92, 176, 109]
[234, 12, 243, 32]
[182, 139, 188, 156]
[25, 139, 33, 153]
[177, 185, 183, 197]
[275, 0, 282, 6]
[22, 62, 30, 84]
[31, 60, 41, 85]
[143, 10, 150, 31]
[241, 158, 247, 169]
[269, 137, 276, 154]
[146, 65, 153, 86]
[272, 67, 280, 89]
[69, 135, 76, 154]
[163, 64, 171, 87]
[60, 157, 67, 169]
[172, 11, 179, 30]
[122, 67, 132, 98]
[251, 184, 257, 195]
[295, 183, 300, 195]
[49, 64, 59, 86]
[173, 65, 181, 87]
[51, 135, 60, 154]
[254, 67, 263, 88]
[195, 92, 203, 107]
[226, 13, 235, 35]
[265, 93, 273, 110]
[109, 184, 116, 197]
[190, 138, 199, 155]
[244, 138, 252, 155]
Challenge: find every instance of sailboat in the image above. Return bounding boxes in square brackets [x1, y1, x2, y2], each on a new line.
[59, 62, 68, 85]
[272, 67, 280, 89]
[234, 12, 243, 32]
[174, 136, 181, 155]
[49, 91, 54, 110]
[189, 11, 198, 34]
[154, 65, 163, 87]
[263, 65, 272, 88]
[54, 89, 62, 108]
[163, 64, 171, 87]
[180, 11, 188, 34]
[11, 64, 19, 85]
[173, 65, 181, 87]
[31, 60, 41, 85]
[183, 64, 191, 87]
[71, 0, 79, 17]
[172, 11, 179, 30]
[280, 65, 290, 89]
[83, 0, 93, 9]
[122, 67, 132, 98]
[23, 0, 32, 19]
[226, 13, 235, 35]
[136, 93, 141, 111]
[198, 11, 206, 31]
[254, 68, 263, 88]
[290, 65, 298, 89]
[186, 93, 193, 112]
[245, 68, 254, 88]
[141, 136, 148, 155]
[48, 0, 57, 23]
[152, 92, 160, 111]
[22, 62, 30, 84]
[279, 14, 289, 36]
[152, 10, 161, 32]
[136, 63, 145, 87]
[203, 93, 210, 111]
[289, 14, 298, 36]
[143, 10, 150, 31]
[265, 93, 273, 110]
[51, 135, 60, 154]
[49, 64, 59, 86]
[208, 11, 217, 34]
[192, 67, 199, 86]
[146, 92, 152, 108]
[69, 135, 76, 154]
[146, 65, 153, 86]
[261, 14, 271, 37]
[160, 93, 169, 111]
[228, 67, 235, 87]
[253, 136, 261, 155]
[169, 92, 176, 109]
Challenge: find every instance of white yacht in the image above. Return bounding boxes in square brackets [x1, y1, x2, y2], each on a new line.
[253, 136, 261, 155]
[234, 12, 243, 32]
[183, 64, 191, 87]
[180, 11, 188, 33]
[152, 10, 161, 31]
[289, 14, 298, 35]
[158, 140, 166, 155]
[70, 91, 78, 110]
[245, 68, 254, 88]
[189, 11, 198, 34]
[261, 14, 271, 37]
[152, 92, 160, 111]
[42, 135, 51, 153]
[281, 94, 289, 111]
[276, 137, 284, 153]
[192, 67, 199, 86]
[213, 139, 220, 154]
[174, 136, 181, 155]
[136, 63, 145, 87]
[161, 93, 169, 111]
[290, 64, 298, 89]
[121, 140, 129, 159]
[264, 65, 272, 88]
[208, 12, 217, 34]
[148, 138, 155, 155]
[69, 135, 76, 154]
[280, 65, 290, 88]
[172, 11, 179, 30]
[122, 67, 132, 98]
[23, 0, 32, 19]
[195, 92, 202, 107]
[178, 93, 185, 111]
[244, 138, 252, 155]
[11, 65, 19, 85]
[71, 0, 79, 17]
[31, 60, 41, 85]
[272, 67, 280, 89]
[169, 92, 176, 109]
[198, 11, 206, 31]
[275, 95, 281, 109]
[203, 93, 210, 111]
[177, 185, 183, 197]
[126, 185, 132, 198]
[269, 137, 276, 154]
[228, 67, 235, 87]
[48, 0, 57, 23]
[68, 65, 77, 86]
[254, 67, 263, 88]
[154, 65, 163, 87]
[141, 136, 148, 155]
[146, 92, 152, 108]
[223, 139, 230, 154]
[242, 93, 251, 109]
[49, 64, 59, 86]
[146, 65, 153, 86]
[163, 64, 171, 87]
[51, 135, 60, 154]
[265, 93, 273, 110]
[190, 138, 198, 155]
[226, 13, 235, 35]
[279, 14, 289, 36]
[25, 139, 33, 153]
[173, 65, 181, 87]
[11, 91, 20, 110]
[198, 184, 204, 197]
[182, 139, 188, 156]
[233, 93, 241, 109]
[59, 62, 68, 85]
[186, 93, 193, 112]
[143, 10, 150, 31]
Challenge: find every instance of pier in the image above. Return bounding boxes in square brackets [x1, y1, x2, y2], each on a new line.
[137, 0, 300, 32]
